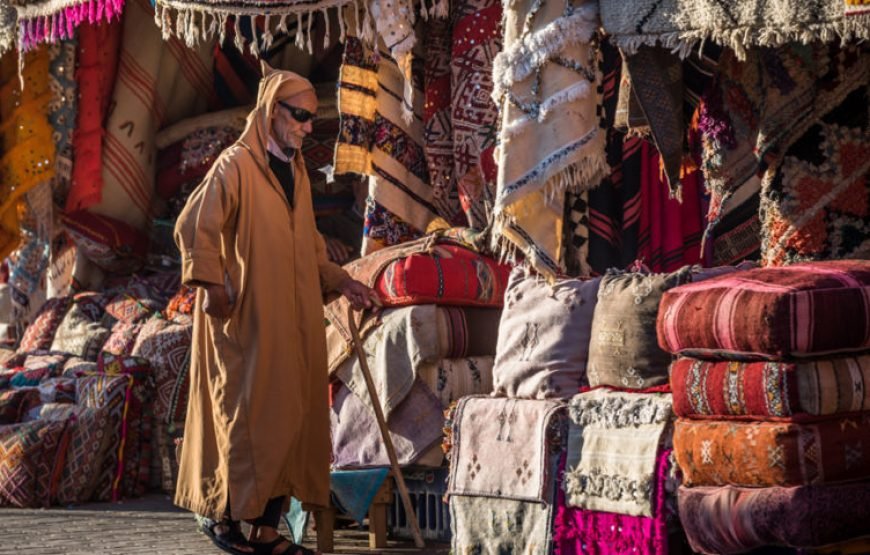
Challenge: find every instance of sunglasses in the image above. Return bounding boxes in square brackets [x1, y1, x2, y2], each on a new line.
[277, 100, 315, 123]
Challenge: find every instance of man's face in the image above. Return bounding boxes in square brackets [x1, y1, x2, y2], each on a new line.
[271, 89, 317, 151]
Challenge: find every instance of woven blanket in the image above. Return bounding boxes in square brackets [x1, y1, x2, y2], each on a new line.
[709, 176, 761, 266]
[760, 84, 870, 266]
[674, 416, 870, 487]
[700, 43, 868, 245]
[671, 356, 870, 419]
[334, 304, 443, 420]
[447, 395, 565, 502]
[599, 0, 870, 59]
[0, 419, 68, 507]
[679, 483, 870, 554]
[67, 20, 120, 212]
[493, 268, 600, 399]
[564, 389, 673, 517]
[554, 449, 671, 555]
[93, 0, 214, 230]
[330, 380, 444, 468]
[451, 0, 501, 229]
[450, 494, 554, 555]
[587, 267, 692, 390]
[491, 0, 607, 278]
[335, 15, 441, 249]
[418, 356, 494, 407]
[657, 260, 870, 359]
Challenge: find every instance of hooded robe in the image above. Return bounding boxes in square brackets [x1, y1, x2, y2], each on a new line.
[173, 67, 349, 520]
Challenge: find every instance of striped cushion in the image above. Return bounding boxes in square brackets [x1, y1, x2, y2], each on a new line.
[658, 260, 870, 359]
[671, 356, 870, 418]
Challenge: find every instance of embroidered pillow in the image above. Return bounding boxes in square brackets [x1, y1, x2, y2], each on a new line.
[60, 211, 149, 274]
[658, 260, 870, 359]
[33, 403, 113, 504]
[0, 419, 69, 507]
[587, 268, 692, 389]
[37, 377, 77, 404]
[71, 291, 109, 322]
[61, 357, 98, 378]
[50, 305, 111, 361]
[0, 389, 41, 424]
[76, 374, 130, 501]
[18, 297, 72, 352]
[164, 285, 196, 320]
[375, 244, 512, 308]
[101, 322, 143, 356]
[132, 317, 192, 423]
[103, 294, 160, 324]
[493, 268, 600, 399]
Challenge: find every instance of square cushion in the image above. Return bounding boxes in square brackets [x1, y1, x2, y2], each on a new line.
[102, 322, 143, 356]
[33, 403, 113, 504]
[163, 285, 196, 320]
[50, 305, 111, 361]
[0, 389, 41, 424]
[0, 419, 69, 507]
[493, 267, 600, 399]
[375, 244, 512, 308]
[657, 260, 870, 359]
[18, 297, 72, 352]
[131, 317, 192, 424]
[587, 268, 692, 389]
[60, 211, 148, 274]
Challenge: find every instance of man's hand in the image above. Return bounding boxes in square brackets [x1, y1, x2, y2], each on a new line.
[338, 278, 379, 312]
[325, 237, 354, 264]
[203, 283, 234, 318]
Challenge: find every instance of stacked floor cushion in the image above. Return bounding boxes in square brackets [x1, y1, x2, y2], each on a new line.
[659, 260, 870, 553]
[375, 243, 511, 308]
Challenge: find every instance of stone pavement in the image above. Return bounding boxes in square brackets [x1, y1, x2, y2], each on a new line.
[0, 494, 449, 555]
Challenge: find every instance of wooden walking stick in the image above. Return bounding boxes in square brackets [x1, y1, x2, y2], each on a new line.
[346, 305, 426, 549]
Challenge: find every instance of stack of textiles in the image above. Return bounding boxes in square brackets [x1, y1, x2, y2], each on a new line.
[550, 265, 705, 554]
[658, 260, 870, 554]
[326, 234, 509, 470]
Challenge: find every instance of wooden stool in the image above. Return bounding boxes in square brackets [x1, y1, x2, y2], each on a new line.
[303, 473, 395, 553]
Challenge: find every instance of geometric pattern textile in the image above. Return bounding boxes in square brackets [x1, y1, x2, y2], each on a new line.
[0, 420, 68, 507]
[131, 317, 192, 424]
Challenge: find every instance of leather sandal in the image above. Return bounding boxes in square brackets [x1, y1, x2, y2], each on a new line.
[199, 516, 254, 555]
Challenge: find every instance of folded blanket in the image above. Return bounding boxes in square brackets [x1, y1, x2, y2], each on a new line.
[451, 494, 554, 555]
[658, 260, 870, 359]
[554, 449, 672, 555]
[418, 356, 495, 407]
[671, 356, 870, 419]
[447, 396, 566, 503]
[564, 389, 673, 516]
[331, 380, 444, 469]
[494, 268, 600, 399]
[674, 416, 870, 487]
[679, 483, 870, 554]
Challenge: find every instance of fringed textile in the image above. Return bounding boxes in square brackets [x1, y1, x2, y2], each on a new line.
[491, 0, 607, 278]
[14, 0, 124, 53]
[599, 0, 870, 61]
[48, 39, 75, 207]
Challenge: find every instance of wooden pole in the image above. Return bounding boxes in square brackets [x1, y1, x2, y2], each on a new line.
[346, 305, 426, 549]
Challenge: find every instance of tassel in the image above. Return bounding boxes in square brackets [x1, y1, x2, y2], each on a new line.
[353, 0, 361, 37]
[233, 15, 245, 52]
[322, 8, 330, 48]
[306, 10, 313, 54]
[218, 13, 228, 45]
[248, 17, 261, 56]
[277, 14, 288, 34]
[338, 10, 346, 42]
[294, 13, 305, 49]
[262, 14, 273, 50]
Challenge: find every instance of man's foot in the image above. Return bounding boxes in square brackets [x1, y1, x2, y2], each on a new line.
[248, 526, 316, 555]
[199, 516, 254, 554]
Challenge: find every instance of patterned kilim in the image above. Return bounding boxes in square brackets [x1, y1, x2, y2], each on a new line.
[0, 420, 69, 507]
[102, 322, 143, 356]
[335, 8, 441, 253]
[451, 0, 501, 230]
[132, 317, 192, 424]
[760, 85, 870, 266]
[76, 373, 132, 501]
[50, 305, 111, 361]
[17, 291, 71, 353]
[35, 403, 113, 504]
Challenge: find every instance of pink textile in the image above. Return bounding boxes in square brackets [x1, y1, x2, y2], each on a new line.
[553, 449, 671, 555]
[18, 0, 125, 52]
